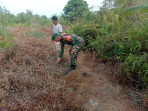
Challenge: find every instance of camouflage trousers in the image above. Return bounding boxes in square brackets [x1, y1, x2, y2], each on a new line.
[69, 41, 84, 66]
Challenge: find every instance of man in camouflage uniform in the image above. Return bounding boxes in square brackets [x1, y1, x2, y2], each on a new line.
[51, 33, 84, 74]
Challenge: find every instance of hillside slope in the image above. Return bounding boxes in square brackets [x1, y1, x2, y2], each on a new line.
[0, 25, 146, 111]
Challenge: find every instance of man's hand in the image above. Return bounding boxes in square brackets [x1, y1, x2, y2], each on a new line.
[71, 49, 75, 55]
[56, 57, 61, 63]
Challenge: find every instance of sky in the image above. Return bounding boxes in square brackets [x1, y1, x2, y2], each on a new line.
[0, 0, 103, 17]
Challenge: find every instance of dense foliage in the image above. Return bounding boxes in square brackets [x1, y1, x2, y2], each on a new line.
[63, 0, 89, 21]
[64, 0, 148, 89]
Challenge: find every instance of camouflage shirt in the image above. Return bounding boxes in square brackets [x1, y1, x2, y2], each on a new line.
[59, 33, 84, 58]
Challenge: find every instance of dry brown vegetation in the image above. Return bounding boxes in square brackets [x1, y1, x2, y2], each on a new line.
[0, 25, 88, 111]
[0, 25, 146, 111]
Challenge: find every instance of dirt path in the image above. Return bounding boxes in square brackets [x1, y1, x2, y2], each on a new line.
[0, 25, 145, 111]
[63, 46, 145, 111]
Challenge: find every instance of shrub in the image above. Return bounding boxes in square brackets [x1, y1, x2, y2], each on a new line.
[0, 26, 13, 48]
[65, 4, 148, 88]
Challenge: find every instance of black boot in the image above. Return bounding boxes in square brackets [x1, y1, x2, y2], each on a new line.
[63, 65, 76, 75]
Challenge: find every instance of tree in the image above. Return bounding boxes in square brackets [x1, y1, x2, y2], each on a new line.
[16, 10, 33, 24]
[63, 0, 89, 21]
[0, 6, 15, 25]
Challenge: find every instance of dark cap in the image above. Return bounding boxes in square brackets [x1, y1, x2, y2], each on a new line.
[51, 16, 58, 21]
[51, 33, 58, 40]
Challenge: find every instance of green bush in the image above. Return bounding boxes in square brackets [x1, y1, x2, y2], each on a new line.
[89, 23, 148, 88]
[65, 3, 148, 88]
[123, 53, 148, 86]
[0, 26, 14, 48]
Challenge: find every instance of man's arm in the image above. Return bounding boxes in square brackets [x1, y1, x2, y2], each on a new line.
[57, 43, 64, 63]
[59, 24, 63, 35]
[51, 25, 55, 42]
[71, 36, 83, 54]
[58, 43, 64, 58]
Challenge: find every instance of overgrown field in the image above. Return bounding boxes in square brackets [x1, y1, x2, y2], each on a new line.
[0, 25, 146, 110]
[0, 0, 148, 109]
[64, 2, 148, 89]
[0, 6, 91, 111]
[0, 25, 91, 110]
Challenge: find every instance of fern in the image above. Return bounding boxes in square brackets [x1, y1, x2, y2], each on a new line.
[123, 53, 148, 86]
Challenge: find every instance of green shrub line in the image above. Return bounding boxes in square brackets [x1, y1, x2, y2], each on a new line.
[64, 5, 148, 89]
